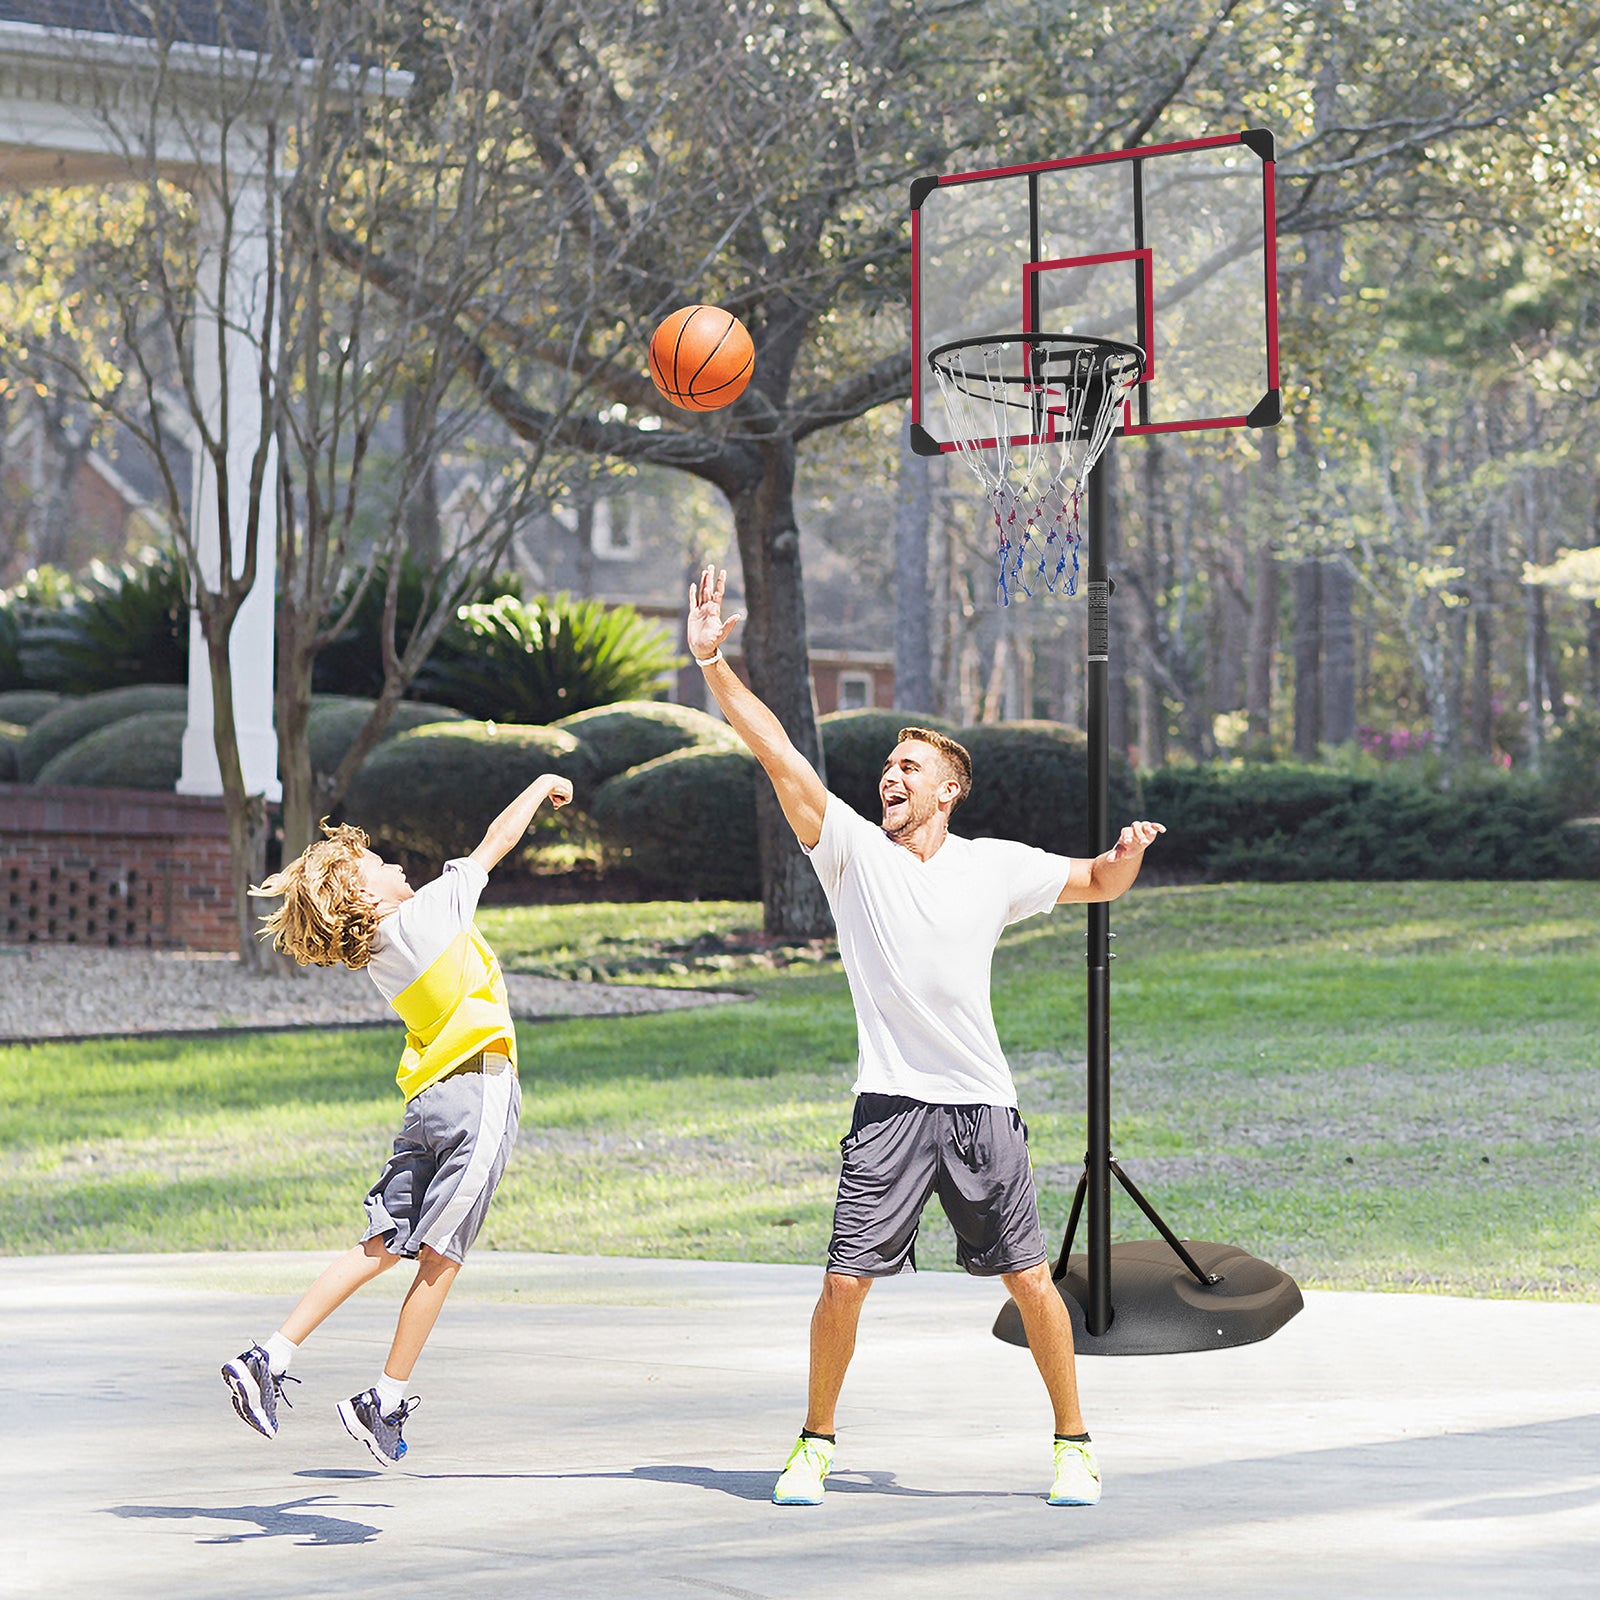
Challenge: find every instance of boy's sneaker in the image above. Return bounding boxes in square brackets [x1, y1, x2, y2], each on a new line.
[220, 1344, 298, 1438]
[1048, 1436, 1102, 1506]
[772, 1433, 834, 1505]
[336, 1389, 419, 1466]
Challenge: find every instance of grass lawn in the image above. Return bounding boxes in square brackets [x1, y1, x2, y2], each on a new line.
[2, 881, 1597, 1299]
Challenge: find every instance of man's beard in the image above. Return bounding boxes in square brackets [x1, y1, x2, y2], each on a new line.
[882, 789, 935, 840]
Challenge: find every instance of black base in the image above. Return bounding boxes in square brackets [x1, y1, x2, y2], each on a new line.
[993, 1239, 1303, 1356]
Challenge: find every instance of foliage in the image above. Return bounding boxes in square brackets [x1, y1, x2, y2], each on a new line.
[25, 547, 188, 694]
[0, 721, 21, 782]
[16, 685, 188, 783]
[591, 746, 761, 899]
[312, 558, 519, 700]
[0, 566, 82, 691]
[340, 720, 594, 868]
[1145, 763, 1597, 880]
[955, 721, 1141, 858]
[305, 695, 465, 786]
[0, 691, 67, 726]
[1542, 709, 1600, 820]
[554, 699, 738, 787]
[33, 711, 186, 791]
[418, 594, 680, 725]
[817, 710, 960, 822]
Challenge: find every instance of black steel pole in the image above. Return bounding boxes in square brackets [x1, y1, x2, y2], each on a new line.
[1084, 459, 1113, 1336]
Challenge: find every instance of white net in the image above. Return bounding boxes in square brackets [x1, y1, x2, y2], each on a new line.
[929, 336, 1142, 605]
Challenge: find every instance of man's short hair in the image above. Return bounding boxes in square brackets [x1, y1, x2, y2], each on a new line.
[249, 819, 381, 969]
[897, 725, 972, 808]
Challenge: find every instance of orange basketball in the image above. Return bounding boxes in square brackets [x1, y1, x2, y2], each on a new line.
[648, 304, 754, 412]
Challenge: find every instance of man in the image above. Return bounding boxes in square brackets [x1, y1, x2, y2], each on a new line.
[686, 566, 1164, 1509]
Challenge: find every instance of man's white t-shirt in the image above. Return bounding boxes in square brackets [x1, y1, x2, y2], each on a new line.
[364, 858, 490, 1006]
[803, 796, 1073, 1108]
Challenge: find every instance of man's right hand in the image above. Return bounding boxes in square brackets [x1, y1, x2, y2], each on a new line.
[687, 565, 743, 664]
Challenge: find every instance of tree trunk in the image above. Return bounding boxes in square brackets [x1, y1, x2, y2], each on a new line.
[1291, 561, 1322, 758]
[401, 386, 442, 566]
[1471, 600, 1494, 758]
[1320, 558, 1357, 747]
[728, 442, 832, 940]
[893, 418, 934, 714]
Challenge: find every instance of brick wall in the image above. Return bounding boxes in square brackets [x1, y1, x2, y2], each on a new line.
[0, 785, 237, 951]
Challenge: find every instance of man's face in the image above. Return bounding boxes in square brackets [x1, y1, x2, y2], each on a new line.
[879, 739, 954, 839]
[355, 848, 413, 910]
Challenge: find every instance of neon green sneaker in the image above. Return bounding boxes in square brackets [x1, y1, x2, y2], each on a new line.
[772, 1433, 834, 1505]
[1048, 1436, 1102, 1506]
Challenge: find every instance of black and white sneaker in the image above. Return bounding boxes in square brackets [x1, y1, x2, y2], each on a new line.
[336, 1388, 419, 1466]
[220, 1344, 298, 1438]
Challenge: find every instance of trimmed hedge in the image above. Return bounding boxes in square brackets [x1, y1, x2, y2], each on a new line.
[954, 720, 1140, 858]
[555, 700, 738, 786]
[591, 745, 761, 899]
[306, 696, 466, 782]
[16, 684, 189, 782]
[1144, 763, 1599, 880]
[341, 721, 595, 866]
[818, 709, 960, 822]
[0, 690, 68, 727]
[34, 711, 188, 791]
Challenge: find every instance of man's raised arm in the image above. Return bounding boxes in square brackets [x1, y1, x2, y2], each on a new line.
[687, 565, 827, 849]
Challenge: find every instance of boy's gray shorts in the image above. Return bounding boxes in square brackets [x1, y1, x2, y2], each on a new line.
[362, 1052, 520, 1265]
[827, 1092, 1047, 1277]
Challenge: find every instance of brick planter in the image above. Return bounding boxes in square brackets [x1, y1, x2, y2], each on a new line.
[0, 784, 237, 951]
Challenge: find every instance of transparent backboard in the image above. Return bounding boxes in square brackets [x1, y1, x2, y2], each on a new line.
[910, 130, 1279, 454]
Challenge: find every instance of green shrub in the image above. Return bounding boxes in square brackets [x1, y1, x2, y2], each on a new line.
[591, 745, 760, 898]
[555, 700, 738, 786]
[34, 711, 187, 791]
[1145, 763, 1598, 880]
[819, 709, 960, 822]
[954, 720, 1140, 857]
[30, 547, 189, 693]
[16, 685, 189, 782]
[306, 696, 465, 783]
[0, 721, 22, 782]
[0, 690, 69, 726]
[1543, 708, 1600, 819]
[341, 720, 595, 867]
[419, 594, 680, 724]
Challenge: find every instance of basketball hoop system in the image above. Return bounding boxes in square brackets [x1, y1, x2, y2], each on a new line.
[927, 333, 1143, 605]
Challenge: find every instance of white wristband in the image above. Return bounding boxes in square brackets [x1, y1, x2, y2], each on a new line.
[695, 649, 723, 667]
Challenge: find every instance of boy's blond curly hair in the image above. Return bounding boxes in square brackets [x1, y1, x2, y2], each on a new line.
[249, 820, 382, 969]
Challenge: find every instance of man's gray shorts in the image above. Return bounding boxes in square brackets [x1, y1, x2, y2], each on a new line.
[827, 1092, 1048, 1277]
[362, 1052, 520, 1265]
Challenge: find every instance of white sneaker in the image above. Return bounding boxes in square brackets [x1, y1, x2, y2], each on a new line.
[772, 1433, 834, 1505]
[1048, 1436, 1102, 1506]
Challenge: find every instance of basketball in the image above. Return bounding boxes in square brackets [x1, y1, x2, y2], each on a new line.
[648, 304, 754, 412]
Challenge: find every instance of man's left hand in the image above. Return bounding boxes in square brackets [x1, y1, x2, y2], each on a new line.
[1107, 820, 1165, 860]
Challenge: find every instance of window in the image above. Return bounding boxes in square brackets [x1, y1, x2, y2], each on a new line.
[591, 497, 639, 558]
[837, 672, 873, 711]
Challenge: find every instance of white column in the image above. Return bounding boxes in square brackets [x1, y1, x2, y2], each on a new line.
[177, 169, 280, 801]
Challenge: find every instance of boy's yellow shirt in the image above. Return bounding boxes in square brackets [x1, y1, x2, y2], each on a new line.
[388, 924, 517, 1101]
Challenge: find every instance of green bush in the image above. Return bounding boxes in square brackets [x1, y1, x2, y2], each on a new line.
[591, 745, 761, 898]
[16, 685, 190, 782]
[0, 690, 69, 726]
[0, 721, 22, 782]
[31, 547, 189, 693]
[818, 709, 960, 822]
[34, 711, 187, 791]
[341, 720, 595, 867]
[1145, 762, 1597, 880]
[1543, 708, 1600, 819]
[954, 720, 1140, 857]
[306, 696, 465, 784]
[555, 700, 738, 786]
[418, 594, 680, 724]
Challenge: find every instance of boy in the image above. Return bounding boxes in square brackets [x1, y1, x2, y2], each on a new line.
[220, 772, 572, 1465]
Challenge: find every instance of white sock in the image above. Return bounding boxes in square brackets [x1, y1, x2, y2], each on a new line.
[373, 1372, 407, 1414]
[264, 1332, 298, 1376]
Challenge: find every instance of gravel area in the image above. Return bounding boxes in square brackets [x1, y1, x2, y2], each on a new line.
[0, 945, 746, 1042]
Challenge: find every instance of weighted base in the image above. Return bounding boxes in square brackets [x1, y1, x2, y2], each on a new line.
[993, 1239, 1302, 1356]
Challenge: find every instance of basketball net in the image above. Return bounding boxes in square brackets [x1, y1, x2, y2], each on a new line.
[928, 335, 1143, 606]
